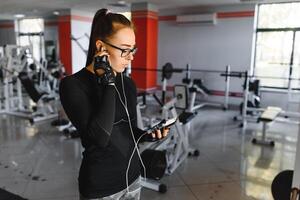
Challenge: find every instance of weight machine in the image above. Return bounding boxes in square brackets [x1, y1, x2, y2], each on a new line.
[223, 70, 300, 147]
[138, 84, 198, 193]
[131, 62, 234, 112]
[183, 64, 231, 112]
[0, 45, 58, 123]
[239, 72, 300, 128]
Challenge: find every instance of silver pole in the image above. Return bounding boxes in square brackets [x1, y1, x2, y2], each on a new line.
[186, 63, 191, 80]
[224, 65, 230, 110]
[242, 71, 249, 129]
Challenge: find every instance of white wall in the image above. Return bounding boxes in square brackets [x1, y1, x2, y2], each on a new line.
[71, 9, 93, 73]
[157, 5, 255, 105]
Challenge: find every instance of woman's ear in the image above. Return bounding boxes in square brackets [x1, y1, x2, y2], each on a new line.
[95, 40, 102, 52]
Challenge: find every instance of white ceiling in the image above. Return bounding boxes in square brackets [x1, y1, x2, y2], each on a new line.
[0, 0, 264, 20]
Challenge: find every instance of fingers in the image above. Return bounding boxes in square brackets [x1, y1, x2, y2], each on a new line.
[95, 46, 109, 58]
[151, 127, 170, 140]
[151, 132, 155, 139]
[94, 51, 109, 58]
[156, 129, 162, 139]
[150, 129, 161, 140]
[162, 127, 170, 137]
[93, 47, 111, 76]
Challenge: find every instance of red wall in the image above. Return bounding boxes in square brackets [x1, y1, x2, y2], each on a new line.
[58, 16, 72, 75]
[131, 10, 158, 90]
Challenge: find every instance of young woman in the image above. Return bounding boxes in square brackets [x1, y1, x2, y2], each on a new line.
[59, 8, 169, 200]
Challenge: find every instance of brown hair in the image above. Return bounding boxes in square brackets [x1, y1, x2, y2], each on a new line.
[85, 8, 134, 67]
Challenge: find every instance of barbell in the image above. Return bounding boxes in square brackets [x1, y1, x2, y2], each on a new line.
[131, 63, 229, 80]
[221, 71, 300, 81]
[131, 62, 300, 82]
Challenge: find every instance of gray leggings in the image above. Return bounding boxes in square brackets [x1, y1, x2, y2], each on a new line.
[80, 177, 141, 200]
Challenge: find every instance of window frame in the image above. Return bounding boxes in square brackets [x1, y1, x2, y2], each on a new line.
[251, 2, 300, 91]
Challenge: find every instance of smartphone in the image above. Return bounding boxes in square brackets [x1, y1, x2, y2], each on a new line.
[146, 117, 177, 134]
[162, 117, 177, 128]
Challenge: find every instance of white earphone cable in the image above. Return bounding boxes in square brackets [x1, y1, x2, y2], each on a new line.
[113, 74, 147, 193]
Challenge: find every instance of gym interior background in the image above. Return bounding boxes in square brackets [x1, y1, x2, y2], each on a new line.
[0, 0, 300, 199]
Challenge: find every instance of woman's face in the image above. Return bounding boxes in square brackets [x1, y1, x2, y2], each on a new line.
[103, 27, 136, 73]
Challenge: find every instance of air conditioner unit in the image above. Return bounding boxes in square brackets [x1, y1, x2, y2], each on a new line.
[176, 13, 217, 25]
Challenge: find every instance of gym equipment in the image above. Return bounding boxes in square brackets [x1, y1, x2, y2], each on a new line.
[18, 71, 57, 123]
[139, 84, 198, 193]
[161, 63, 183, 105]
[51, 118, 69, 127]
[243, 78, 300, 128]
[135, 62, 184, 110]
[225, 71, 300, 199]
[0, 45, 34, 115]
[132, 63, 233, 110]
[131, 63, 228, 75]
[222, 71, 261, 124]
[0, 45, 59, 123]
[222, 70, 300, 130]
[272, 170, 294, 200]
[238, 79, 261, 116]
[140, 149, 167, 180]
[251, 106, 281, 147]
[183, 64, 230, 111]
[63, 126, 80, 138]
[51, 117, 79, 138]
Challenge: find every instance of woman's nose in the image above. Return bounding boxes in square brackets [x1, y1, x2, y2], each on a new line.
[127, 53, 134, 61]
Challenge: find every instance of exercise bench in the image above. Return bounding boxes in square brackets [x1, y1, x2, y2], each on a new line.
[252, 106, 282, 147]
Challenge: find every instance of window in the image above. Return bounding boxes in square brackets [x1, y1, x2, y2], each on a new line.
[15, 18, 45, 62]
[253, 2, 300, 89]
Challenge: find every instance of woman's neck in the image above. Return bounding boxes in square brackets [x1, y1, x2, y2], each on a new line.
[86, 64, 95, 74]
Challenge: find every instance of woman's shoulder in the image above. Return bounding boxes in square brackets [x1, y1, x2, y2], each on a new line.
[60, 68, 91, 90]
[60, 73, 79, 87]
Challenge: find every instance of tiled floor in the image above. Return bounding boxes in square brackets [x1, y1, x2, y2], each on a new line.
[0, 106, 298, 200]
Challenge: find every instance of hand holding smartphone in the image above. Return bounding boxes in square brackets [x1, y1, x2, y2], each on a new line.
[146, 117, 177, 134]
[144, 117, 177, 142]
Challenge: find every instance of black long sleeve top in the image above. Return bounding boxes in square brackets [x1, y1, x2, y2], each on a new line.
[59, 68, 144, 198]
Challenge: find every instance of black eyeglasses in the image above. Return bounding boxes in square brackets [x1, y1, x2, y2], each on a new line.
[102, 40, 137, 57]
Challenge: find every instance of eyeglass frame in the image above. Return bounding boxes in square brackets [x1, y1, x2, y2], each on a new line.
[102, 40, 138, 57]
